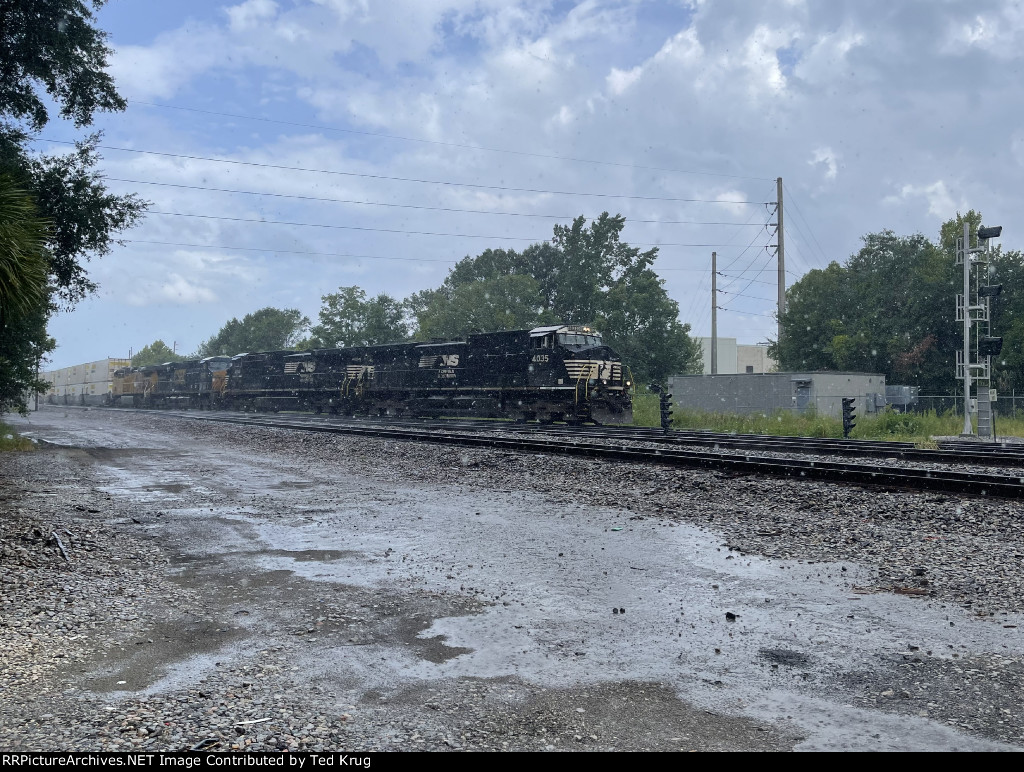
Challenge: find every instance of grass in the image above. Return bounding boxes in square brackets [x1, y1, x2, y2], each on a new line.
[631, 391, 1024, 442]
[0, 420, 36, 451]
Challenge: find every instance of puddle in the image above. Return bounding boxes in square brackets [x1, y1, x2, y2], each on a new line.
[69, 621, 246, 693]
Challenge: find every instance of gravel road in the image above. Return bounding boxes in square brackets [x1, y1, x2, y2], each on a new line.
[2, 407, 1023, 752]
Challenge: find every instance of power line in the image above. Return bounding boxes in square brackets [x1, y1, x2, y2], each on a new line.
[33, 138, 771, 205]
[128, 99, 776, 182]
[122, 239, 459, 263]
[718, 307, 776, 319]
[718, 272, 775, 286]
[728, 252, 777, 303]
[145, 209, 758, 247]
[718, 235, 774, 291]
[682, 266, 711, 325]
[125, 238, 744, 269]
[106, 177, 767, 227]
[783, 183, 831, 267]
[720, 289, 775, 303]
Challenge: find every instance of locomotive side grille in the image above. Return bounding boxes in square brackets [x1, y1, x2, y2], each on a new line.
[564, 360, 622, 382]
[346, 365, 374, 379]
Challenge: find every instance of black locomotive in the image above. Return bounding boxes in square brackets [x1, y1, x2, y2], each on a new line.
[111, 324, 634, 424]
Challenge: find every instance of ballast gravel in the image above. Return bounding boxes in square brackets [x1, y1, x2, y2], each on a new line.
[2, 407, 1023, 751]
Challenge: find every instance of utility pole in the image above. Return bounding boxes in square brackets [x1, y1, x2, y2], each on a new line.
[711, 251, 718, 375]
[776, 177, 785, 346]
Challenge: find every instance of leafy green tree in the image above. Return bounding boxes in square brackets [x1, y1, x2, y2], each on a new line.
[772, 211, 1024, 395]
[6, 136, 147, 306]
[196, 308, 310, 357]
[413, 275, 551, 340]
[0, 174, 48, 321]
[0, 0, 145, 413]
[596, 264, 702, 384]
[775, 231, 957, 391]
[131, 340, 185, 367]
[307, 287, 409, 348]
[0, 299, 53, 415]
[1, 0, 125, 131]
[408, 214, 701, 382]
[0, 174, 53, 414]
[1, 0, 147, 307]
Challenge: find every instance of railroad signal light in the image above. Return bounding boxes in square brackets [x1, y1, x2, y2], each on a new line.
[979, 284, 1003, 298]
[978, 225, 1003, 241]
[841, 397, 856, 438]
[979, 336, 1004, 356]
[659, 392, 674, 431]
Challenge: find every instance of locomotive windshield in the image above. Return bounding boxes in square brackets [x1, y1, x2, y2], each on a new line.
[558, 332, 603, 347]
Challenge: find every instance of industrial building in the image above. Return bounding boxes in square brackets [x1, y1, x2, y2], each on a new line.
[695, 337, 775, 375]
[668, 371, 887, 418]
[40, 358, 131, 406]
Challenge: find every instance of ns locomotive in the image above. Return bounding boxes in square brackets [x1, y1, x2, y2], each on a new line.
[111, 324, 634, 424]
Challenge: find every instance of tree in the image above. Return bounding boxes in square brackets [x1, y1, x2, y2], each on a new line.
[0, 298, 52, 415]
[0, 174, 48, 321]
[308, 287, 409, 348]
[196, 307, 310, 357]
[412, 275, 551, 341]
[1, 0, 125, 132]
[772, 212, 1024, 395]
[131, 340, 185, 367]
[408, 214, 701, 382]
[3, 135, 148, 306]
[775, 230, 958, 391]
[596, 264, 702, 383]
[0, 0, 146, 412]
[0, 174, 53, 414]
[1, 1, 147, 306]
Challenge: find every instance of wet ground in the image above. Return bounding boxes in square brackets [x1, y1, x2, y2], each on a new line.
[3, 407, 1023, 751]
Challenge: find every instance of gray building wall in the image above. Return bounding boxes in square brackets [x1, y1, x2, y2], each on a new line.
[667, 372, 886, 418]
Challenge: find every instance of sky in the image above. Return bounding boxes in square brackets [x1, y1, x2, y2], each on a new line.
[33, 0, 1024, 368]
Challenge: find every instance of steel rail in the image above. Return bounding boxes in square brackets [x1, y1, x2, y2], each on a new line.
[234, 413, 1023, 467]
[155, 410, 1024, 499]
[76, 405, 1024, 468]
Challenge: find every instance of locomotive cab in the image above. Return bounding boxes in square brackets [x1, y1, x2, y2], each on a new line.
[526, 324, 632, 424]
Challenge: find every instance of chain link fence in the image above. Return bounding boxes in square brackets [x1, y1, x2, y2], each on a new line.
[913, 393, 1024, 418]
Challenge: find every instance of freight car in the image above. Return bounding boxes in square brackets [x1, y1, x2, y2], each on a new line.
[110, 324, 633, 424]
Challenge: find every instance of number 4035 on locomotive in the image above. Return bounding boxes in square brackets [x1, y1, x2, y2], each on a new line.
[110, 324, 634, 424]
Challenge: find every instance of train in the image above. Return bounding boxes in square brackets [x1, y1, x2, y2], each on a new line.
[109, 324, 634, 424]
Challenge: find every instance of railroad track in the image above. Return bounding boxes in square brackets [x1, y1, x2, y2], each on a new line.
[177, 411, 1022, 468]
[134, 409, 1024, 499]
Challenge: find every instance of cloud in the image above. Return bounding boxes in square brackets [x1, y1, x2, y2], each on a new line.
[46, 0, 1024, 367]
[126, 274, 217, 307]
[883, 181, 962, 219]
[606, 65, 642, 96]
[809, 147, 838, 180]
[226, 0, 280, 31]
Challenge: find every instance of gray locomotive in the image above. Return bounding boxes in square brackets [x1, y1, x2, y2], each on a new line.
[111, 324, 634, 424]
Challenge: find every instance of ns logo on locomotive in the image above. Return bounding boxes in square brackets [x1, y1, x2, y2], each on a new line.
[109, 325, 634, 425]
